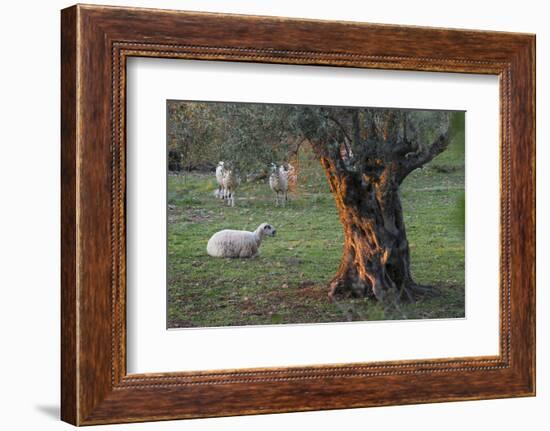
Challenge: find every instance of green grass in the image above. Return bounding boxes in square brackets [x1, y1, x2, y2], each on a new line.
[167, 144, 465, 328]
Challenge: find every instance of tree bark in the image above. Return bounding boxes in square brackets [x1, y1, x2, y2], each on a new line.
[306, 110, 452, 302]
[320, 157, 418, 302]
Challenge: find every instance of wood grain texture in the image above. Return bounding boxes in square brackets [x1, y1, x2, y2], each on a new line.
[60, 5, 78, 425]
[60, 4, 536, 425]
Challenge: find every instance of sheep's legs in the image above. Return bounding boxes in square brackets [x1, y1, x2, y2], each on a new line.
[275, 192, 288, 207]
[227, 192, 235, 207]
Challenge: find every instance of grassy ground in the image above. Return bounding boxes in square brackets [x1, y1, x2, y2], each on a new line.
[167, 142, 465, 328]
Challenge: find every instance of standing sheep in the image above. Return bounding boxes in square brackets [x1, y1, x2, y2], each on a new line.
[206, 223, 277, 258]
[214, 161, 225, 199]
[221, 169, 239, 207]
[269, 163, 292, 207]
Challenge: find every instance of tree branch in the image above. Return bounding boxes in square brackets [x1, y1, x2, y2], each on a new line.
[327, 115, 353, 145]
[398, 130, 451, 181]
[389, 138, 416, 159]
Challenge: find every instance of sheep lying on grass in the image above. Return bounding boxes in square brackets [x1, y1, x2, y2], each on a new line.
[206, 223, 277, 258]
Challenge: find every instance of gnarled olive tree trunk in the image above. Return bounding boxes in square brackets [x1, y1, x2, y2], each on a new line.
[307, 110, 452, 302]
[321, 157, 415, 301]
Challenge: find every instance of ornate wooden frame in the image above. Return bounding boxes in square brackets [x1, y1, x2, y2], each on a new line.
[61, 4, 535, 425]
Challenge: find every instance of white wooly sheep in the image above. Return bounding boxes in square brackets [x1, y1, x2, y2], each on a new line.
[221, 169, 240, 207]
[214, 161, 225, 199]
[269, 163, 295, 206]
[206, 223, 277, 258]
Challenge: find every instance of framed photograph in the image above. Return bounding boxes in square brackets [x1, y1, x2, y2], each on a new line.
[61, 4, 535, 425]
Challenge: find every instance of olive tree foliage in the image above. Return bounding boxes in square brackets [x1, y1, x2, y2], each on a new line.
[167, 101, 299, 174]
[167, 102, 224, 171]
[167, 100, 456, 177]
[287, 106, 454, 177]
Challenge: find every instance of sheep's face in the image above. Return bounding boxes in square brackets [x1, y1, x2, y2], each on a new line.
[260, 223, 277, 237]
